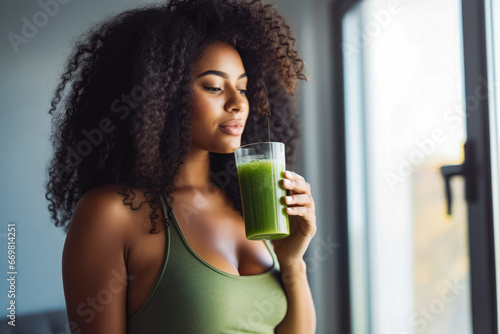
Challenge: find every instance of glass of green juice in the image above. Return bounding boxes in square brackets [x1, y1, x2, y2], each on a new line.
[234, 142, 289, 240]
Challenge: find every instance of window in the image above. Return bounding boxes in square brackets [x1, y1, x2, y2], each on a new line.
[337, 0, 498, 332]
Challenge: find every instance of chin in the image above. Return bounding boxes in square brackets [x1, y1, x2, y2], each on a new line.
[212, 142, 241, 154]
[223, 146, 239, 154]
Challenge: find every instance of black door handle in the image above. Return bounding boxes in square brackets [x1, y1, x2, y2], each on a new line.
[440, 140, 476, 215]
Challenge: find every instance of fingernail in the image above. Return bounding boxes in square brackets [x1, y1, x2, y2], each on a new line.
[284, 179, 291, 185]
[284, 171, 292, 177]
[285, 196, 292, 202]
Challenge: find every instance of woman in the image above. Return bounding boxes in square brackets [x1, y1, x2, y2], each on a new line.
[45, 0, 317, 333]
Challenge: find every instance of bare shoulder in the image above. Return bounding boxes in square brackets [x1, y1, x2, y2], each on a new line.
[63, 184, 138, 273]
[69, 184, 134, 240]
[69, 183, 163, 243]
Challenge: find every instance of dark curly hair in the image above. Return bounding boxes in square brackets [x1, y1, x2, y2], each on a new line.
[45, 0, 308, 234]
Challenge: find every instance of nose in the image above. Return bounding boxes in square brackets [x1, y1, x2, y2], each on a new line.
[224, 87, 247, 113]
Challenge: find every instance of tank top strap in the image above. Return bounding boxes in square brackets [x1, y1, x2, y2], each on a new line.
[157, 193, 187, 249]
[158, 192, 173, 228]
[263, 239, 278, 269]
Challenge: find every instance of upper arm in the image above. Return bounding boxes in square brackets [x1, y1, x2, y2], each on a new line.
[62, 186, 132, 334]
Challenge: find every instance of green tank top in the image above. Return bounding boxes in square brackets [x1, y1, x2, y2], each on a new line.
[126, 194, 288, 333]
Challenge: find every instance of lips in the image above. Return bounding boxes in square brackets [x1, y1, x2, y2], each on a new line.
[219, 119, 244, 136]
[219, 125, 244, 135]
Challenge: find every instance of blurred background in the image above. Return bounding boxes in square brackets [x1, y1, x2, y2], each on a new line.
[0, 0, 499, 333]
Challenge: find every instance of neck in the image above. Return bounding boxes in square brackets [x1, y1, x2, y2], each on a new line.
[174, 147, 212, 190]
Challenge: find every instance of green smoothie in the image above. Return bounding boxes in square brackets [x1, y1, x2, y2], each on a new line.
[236, 158, 289, 240]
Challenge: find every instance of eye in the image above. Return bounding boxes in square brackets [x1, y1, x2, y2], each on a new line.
[203, 86, 221, 92]
[238, 89, 247, 95]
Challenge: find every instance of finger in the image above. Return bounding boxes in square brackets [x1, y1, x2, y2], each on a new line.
[282, 178, 310, 194]
[286, 205, 313, 217]
[285, 207, 317, 236]
[285, 194, 313, 206]
[284, 170, 305, 182]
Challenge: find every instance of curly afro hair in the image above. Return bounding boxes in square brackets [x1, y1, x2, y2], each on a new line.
[45, 0, 308, 234]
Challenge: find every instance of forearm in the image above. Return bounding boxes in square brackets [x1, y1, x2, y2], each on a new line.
[275, 260, 316, 334]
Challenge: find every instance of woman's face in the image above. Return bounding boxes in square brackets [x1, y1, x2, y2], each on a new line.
[189, 41, 249, 154]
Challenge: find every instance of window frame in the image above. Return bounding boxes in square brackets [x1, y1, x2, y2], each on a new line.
[460, 0, 498, 332]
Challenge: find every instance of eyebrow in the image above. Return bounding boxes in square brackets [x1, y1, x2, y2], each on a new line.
[196, 70, 247, 80]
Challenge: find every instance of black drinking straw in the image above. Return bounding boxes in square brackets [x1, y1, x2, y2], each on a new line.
[266, 109, 271, 142]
